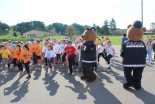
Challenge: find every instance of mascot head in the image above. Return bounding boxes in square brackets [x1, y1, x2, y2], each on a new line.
[82, 27, 97, 42]
[127, 21, 146, 41]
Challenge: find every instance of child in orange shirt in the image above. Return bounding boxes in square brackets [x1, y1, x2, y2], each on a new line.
[30, 42, 37, 64]
[16, 45, 23, 77]
[21, 44, 32, 79]
[35, 40, 42, 67]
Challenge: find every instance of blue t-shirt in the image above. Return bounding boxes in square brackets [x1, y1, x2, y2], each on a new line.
[122, 37, 128, 45]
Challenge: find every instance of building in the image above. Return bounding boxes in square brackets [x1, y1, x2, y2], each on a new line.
[23, 30, 58, 38]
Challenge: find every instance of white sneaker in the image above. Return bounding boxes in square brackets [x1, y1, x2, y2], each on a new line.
[49, 73, 52, 76]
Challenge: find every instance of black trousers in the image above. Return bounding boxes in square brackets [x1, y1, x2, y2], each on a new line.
[98, 53, 105, 62]
[124, 67, 144, 85]
[13, 58, 17, 66]
[44, 57, 48, 66]
[56, 54, 61, 62]
[105, 54, 113, 64]
[17, 60, 23, 71]
[82, 62, 96, 78]
[68, 54, 75, 74]
[33, 52, 37, 64]
[24, 62, 30, 74]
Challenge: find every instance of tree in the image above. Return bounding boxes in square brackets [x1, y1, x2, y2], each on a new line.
[13, 32, 17, 37]
[71, 23, 85, 35]
[0, 21, 10, 35]
[46, 23, 67, 35]
[101, 20, 110, 35]
[66, 25, 75, 39]
[150, 22, 155, 34]
[96, 25, 101, 35]
[13, 21, 45, 34]
[110, 18, 116, 35]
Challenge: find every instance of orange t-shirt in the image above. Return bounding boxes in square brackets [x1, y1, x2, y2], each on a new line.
[16, 49, 23, 60]
[30, 44, 36, 53]
[21, 50, 32, 63]
[35, 45, 42, 56]
[12, 49, 20, 59]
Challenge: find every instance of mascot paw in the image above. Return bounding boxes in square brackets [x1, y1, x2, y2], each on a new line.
[87, 76, 97, 82]
[81, 75, 88, 80]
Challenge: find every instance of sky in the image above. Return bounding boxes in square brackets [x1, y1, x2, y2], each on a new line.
[0, 0, 154, 29]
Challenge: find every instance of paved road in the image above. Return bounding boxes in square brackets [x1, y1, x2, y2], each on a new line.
[0, 47, 155, 104]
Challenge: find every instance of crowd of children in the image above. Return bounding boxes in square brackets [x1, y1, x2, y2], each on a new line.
[0, 36, 116, 78]
[0, 35, 155, 79]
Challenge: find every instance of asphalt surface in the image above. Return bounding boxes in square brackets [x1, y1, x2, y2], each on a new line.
[0, 46, 155, 104]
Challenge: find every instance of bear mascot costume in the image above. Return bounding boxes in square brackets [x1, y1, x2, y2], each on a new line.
[120, 21, 147, 90]
[78, 27, 97, 82]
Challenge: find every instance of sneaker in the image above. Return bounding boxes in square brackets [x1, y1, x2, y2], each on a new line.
[134, 85, 142, 90]
[123, 83, 134, 89]
[49, 73, 52, 76]
[26, 75, 31, 79]
[19, 71, 24, 77]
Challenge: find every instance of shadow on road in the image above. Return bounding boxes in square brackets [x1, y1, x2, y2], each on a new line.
[85, 77, 122, 104]
[127, 88, 155, 104]
[42, 67, 59, 96]
[0, 69, 18, 87]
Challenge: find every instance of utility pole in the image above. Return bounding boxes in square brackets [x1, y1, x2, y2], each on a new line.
[141, 0, 143, 26]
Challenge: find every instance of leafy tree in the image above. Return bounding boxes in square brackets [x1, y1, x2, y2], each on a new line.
[110, 18, 116, 34]
[101, 20, 110, 35]
[13, 32, 18, 37]
[71, 23, 85, 35]
[13, 21, 45, 34]
[66, 25, 75, 39]
[0, 21, 10, 35]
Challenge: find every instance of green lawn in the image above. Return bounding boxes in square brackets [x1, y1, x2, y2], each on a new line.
[0, 35, 154, 46]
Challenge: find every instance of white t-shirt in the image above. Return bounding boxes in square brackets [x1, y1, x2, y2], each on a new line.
[98, 45, 104, 53]
[42, 46, 48, 54]
[45, 50, 56, 58]
[60, 44, 65, 54]
[102, 40, 108, 48]
[106, 45, 114, 56]
[54, 44, 61, 54]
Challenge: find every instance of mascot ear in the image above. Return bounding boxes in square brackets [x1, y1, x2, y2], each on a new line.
[127, 25, 132, 29]
[143, 27, 146, 32]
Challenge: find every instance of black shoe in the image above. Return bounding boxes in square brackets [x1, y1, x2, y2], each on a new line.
[26, 75, 31, 79]
[123, 83, 134, 89]
[134, 83, 142, 90]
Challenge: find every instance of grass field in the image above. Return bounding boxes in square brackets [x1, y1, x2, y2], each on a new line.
[0, 34, 154, 46]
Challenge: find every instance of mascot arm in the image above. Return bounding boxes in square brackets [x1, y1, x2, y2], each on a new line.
[120, 43, 126, 57]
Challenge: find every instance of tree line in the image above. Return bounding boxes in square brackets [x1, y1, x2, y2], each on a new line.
[1, 19, 155, 36]
[0, 19, 117, 36]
